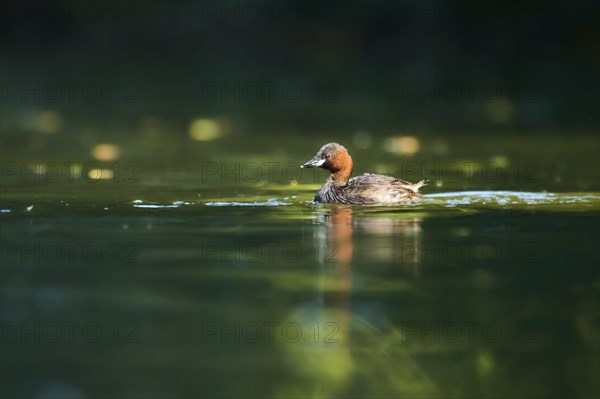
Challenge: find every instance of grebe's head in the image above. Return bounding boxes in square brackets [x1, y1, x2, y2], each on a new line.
[301, 142, 353, 175]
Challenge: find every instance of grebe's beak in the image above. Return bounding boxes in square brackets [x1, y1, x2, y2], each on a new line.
[301, 157, 326, 168]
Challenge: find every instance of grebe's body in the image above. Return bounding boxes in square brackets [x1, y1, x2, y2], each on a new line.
[301, 143, 425, 205]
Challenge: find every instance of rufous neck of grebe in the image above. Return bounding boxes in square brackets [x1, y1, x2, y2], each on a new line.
[330, 148, 353, 186]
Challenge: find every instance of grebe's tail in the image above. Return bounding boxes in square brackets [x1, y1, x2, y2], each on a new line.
[413, 180, 427, 192]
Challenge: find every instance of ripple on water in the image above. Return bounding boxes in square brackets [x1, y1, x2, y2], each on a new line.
[130, 198, 292, 208]
[425, 191, 600, 209]
[132, 200, 193, 209]
[127, 192, 598, 211]
[205, 198, 292, 207]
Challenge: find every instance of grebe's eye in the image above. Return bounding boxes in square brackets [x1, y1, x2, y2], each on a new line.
[325, 154, 330, 159]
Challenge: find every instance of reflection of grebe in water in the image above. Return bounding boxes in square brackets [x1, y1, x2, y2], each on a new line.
[319, 207, 423, 277]
[354, 214, 423, 277]
[278, 209, 434, 398]
[321, 206, 354, 311]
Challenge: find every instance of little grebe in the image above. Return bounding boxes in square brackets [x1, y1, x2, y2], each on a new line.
[301, 142, 425, 205]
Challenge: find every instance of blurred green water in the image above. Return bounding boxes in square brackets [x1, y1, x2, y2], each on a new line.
[1, 177, 599, 398]
[1, 127, 599, 399]
[1, 0, 599, 396]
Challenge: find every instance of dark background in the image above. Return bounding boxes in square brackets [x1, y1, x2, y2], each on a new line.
[1, 0, 598, 134]
[0, 1, 599, 194]
[1, 3, 599, 399]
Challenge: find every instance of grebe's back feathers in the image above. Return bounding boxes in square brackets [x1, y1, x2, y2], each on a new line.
[316, 174, 425, 205]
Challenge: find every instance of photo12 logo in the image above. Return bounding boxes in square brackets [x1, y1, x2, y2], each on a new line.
[398, 82, 541, 104]
[399, 161, 540, 185]
[1, 162, 140, 184]
[198, 1, 341, 24]
[1, 321, 140, 344]
[199, 321, 340, 344]
[199, 241, 338, 264]
[399, 321, 542, 344]
[199, 81, 339, 104]
[3, 1, 140, 24]
[392, 2, 529, 25]
[401, 241, 540, 264]
[198, 161, 326, 184]
[1, 81, 140, 104]
[1, 241, 139, 264]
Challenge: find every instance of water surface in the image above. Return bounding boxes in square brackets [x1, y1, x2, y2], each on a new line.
[2, 183, 599, 398]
